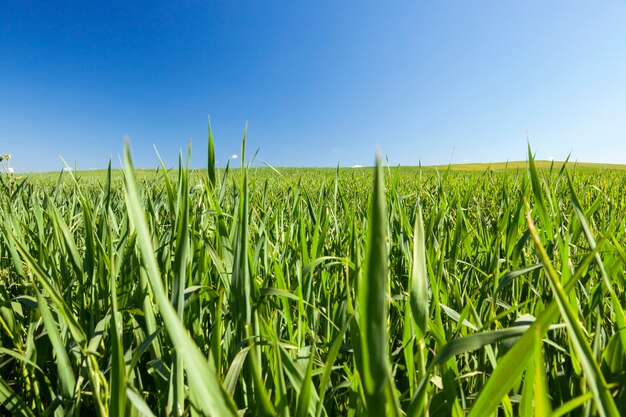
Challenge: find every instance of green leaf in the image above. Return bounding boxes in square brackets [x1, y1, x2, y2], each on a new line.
[123, 141, 237, 416]
[410, 203, 429, 337]
[207, 115, 216, 187]
[35, 289, 76, 402]
[524, 200, 619, 417]
[358, 155, 390, 415]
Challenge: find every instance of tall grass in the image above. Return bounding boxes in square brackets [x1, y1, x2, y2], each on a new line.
[0, 133, 625, 416]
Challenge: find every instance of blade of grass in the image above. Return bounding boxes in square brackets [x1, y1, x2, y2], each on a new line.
[410, 203, 429, 338]
[207, 115, 216, 187]
[523, 199, 619, 417]
[123, 141, 237, 416]
[566, 171, 626, 352]
[34, 288, 76, 403]
[358, 154, 391, 415]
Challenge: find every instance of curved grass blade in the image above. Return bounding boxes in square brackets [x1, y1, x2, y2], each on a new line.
[465, 201, 618, 417]
[123, 141, 237, 416]
[566, 171, 626, 353]
[430, 325, 537, 368]
[34, 288, 76, 403]
[496, 263, 543, 294]
[126, 387, 157, 417]
[523, 200, 619, 417]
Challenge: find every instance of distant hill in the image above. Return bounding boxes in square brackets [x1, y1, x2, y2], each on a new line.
[430, 160, 626, 171]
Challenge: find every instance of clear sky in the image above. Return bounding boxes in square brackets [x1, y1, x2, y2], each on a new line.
[2, 1, 626, 172]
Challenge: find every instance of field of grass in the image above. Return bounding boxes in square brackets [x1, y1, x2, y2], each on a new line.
[432, 160, 626, 171]
[1, 140, 625, 416]
[19, 159, 626, 180]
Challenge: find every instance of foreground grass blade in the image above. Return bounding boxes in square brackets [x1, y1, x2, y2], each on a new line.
[410, 203, 429, 337]
[123, 141, 237, 416]
[358, 155, 393, 415]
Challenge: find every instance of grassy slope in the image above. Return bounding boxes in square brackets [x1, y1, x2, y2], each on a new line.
[432, 160, 626, 171]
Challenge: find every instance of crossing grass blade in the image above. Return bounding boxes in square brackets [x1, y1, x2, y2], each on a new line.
[566, 171, 626, 352]
[429, 324, 544, 367]
[551, 392, 595, 417]
[524, 201, 619, 417]
[0, 376, 34, 417]
[465, 229, 607, 417]
[126, 387, 157, 417]
[316, 314, 354, 417]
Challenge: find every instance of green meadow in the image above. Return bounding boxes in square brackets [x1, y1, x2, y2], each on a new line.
[1, 141, 625, 416]
[433, 160, 626, 171]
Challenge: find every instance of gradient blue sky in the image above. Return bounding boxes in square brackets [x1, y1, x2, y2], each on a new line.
[2, 1, 626, 172]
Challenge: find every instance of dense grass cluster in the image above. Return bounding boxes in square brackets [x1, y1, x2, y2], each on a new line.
[1, 139, 625, 416]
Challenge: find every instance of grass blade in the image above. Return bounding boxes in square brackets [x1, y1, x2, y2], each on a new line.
[358, 155, 390, 415]
[410, 203, 429, 337]
[123, 141, 237, 416]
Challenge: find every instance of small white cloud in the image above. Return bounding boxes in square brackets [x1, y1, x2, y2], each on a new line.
[231, 154, 238, 159]
[463, 159, 469, 163]
[351, 164, 363, 168]
[547, 156, 555, 161]
[6, 167, 14, 174]
[63, 166, 73, 172]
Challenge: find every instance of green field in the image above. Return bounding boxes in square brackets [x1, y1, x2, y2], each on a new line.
[17, 159, 626, 180]
[433, 160, 626, 171]
[1, 144, 625, 416]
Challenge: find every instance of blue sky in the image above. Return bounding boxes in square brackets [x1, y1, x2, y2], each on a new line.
[2, 1, 626, 172]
